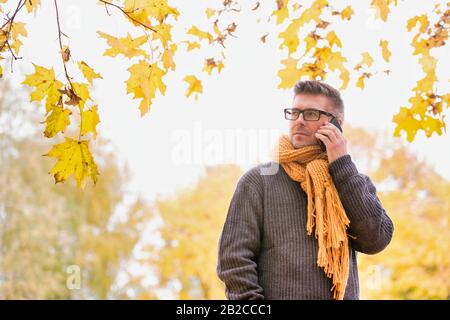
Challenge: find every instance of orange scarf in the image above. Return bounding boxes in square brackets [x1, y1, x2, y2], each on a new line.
[271, 134, 351, 300]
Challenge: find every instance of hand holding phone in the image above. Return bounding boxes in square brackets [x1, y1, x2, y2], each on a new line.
[318, 117, 343, 152]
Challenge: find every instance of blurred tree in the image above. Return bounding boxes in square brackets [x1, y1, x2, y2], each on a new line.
[0, 78, 152, 299]
[141, 165, 243, 299]
[346, 125, 450, 299]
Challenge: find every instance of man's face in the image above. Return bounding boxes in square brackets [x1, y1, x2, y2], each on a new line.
[288, 94, 336, 149]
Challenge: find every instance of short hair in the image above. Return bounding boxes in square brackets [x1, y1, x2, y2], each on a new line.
[293, 80, 344, 120]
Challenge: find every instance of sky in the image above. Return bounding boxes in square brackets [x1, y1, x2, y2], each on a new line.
[3, 0, 450, 203]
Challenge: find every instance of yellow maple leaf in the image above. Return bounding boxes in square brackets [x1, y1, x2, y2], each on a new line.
[124, 0, 179, 25]
[152, 23, 172, 48]
[22, 63, 63, 113]
[25, 0, 41, 14]
[414, 73, 437, 93]
[354, 52, 374, 71]
[379, 40, 391, 62]
[371, 0, 391, 22]
[392, 106, 421, 142]
[44, 137, 99, 189]
[71, 82, 91, 111]
[205, 8, 216, 19]
[407, 15, 429, 33]
[9, 38, 23, 56]
[298, 0, 328, 26]
[278, 0, 328, 54]
[162, 43, 177, 71]
[126, 60, 167, 116]
[78, 61, 102, 85]
[407, 94, 428, 118]
[421, 115, 445, 137]
[356, 75, 366, 89]
[323, 49, 349, 90]
[326, 31, 342, 48]
[184, 75, 202, 99]
[303, 33, 318, 55]
[441, 93, 450, 107]
[97, 31, 149, 59]
[81, 105, 100, 139]
[341, 6, 354, 20]
[277, 56, 302, 89]
[278, 19, 302, 54]
[10, 21, 27, 39]
[418, 53, 437, 74]
[339, 69, 350, 90]
[183, 41, 200, 51]
[187, 26, 213, 44]
[43, 103, 72, 138]
[272, 0, 289, 25]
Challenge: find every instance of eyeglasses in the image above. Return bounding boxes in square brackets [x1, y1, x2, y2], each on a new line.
[284, 108, 335, 121]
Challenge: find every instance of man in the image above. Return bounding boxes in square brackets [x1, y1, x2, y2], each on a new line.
[217, 80, 394, 300]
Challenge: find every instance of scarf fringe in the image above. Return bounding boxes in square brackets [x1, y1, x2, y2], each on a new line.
[273, 135, 351, 300]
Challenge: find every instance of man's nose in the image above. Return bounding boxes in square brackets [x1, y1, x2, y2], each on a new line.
[295, 112, 307, 125]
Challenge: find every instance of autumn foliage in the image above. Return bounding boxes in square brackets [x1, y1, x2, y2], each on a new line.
[0, 0, 449, 188]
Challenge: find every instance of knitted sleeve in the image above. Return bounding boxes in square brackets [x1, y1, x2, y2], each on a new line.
[217, 170, 265, 300]
[328, 154, 394, 255]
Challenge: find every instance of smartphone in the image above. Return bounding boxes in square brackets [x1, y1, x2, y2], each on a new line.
[318, 117, 343, 152]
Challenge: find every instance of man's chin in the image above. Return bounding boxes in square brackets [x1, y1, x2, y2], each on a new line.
[290, 136, 316, 149]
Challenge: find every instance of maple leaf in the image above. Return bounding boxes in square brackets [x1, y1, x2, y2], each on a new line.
[380, 40, 391, 62]
[278, 0, 328, 54]
[183, 41, 200, 51]
[407, 15, 429, 33]
[187, 26, 213, 44]
[126, 60, 167, 116]
[205, 8, 216, 19]
[22, 63, 63, 113]
[340, 6, 353, 20]
[354, 52, 374, 71]
[81, 105, 100, 139]
[124, 0, 180, 25]
[278, 19, 302, 54]
[326, 31, 342, 48]
[272, 0, 289, 25]
[371, 0, 397, 22]
[25, 0, 41, 14]
[71, 82, 91, 111]
[152, 23, 173, 48]
[162, 43, 177, 71]
[277, 56, 302, 89]
[356, 73, 372, 89]
[323, 49, 349, 90]
[43, 137, 99, 189]
[97, 31, 149, 59]
[43, 100, 72, 138]
[78, 61, 102, 85]
[184, 75, 202, 99]
[392, 107, 421, 142]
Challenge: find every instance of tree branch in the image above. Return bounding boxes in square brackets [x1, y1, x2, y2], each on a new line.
[98, 0, 157, 33]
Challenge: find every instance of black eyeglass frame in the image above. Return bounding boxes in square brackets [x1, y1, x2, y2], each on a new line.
[284, 108, 336, 121]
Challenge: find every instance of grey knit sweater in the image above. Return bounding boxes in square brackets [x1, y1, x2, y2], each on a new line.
[217, 154, 394, 300]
